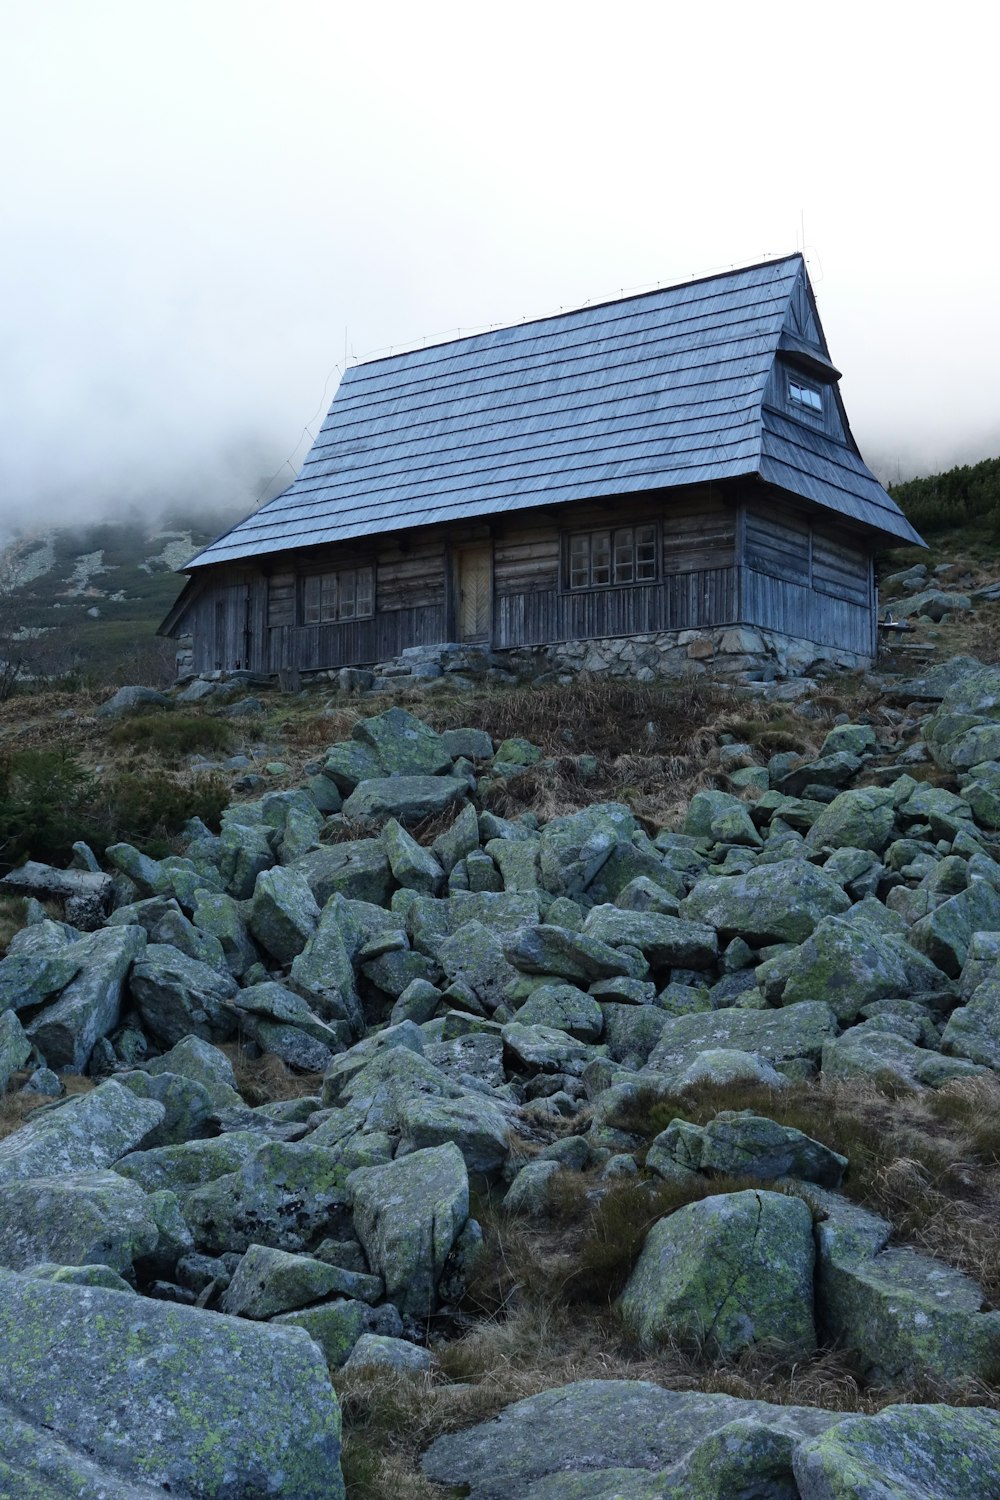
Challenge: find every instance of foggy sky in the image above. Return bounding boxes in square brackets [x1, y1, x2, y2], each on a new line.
[3, 0, 999, 533]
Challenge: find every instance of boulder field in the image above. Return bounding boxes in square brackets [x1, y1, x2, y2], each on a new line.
[0, 693, 999, 1495]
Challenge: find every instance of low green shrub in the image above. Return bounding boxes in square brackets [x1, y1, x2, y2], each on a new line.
[98, 771, 229, 856]
[107, 711, 233, 761]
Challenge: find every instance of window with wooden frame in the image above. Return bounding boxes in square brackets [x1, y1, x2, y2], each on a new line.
[567, 525, 658, 590]
[787, 376, 824, 417]
[300, 565, 374, 624]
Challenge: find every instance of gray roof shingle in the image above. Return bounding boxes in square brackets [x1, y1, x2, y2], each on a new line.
[187, 255, 922, 568]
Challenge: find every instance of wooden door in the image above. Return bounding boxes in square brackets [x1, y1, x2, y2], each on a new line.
[457, 545, 492, 642]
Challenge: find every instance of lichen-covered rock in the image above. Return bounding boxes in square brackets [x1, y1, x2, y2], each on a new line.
[0, 1171, 160, 1273]
[0, 1268, 343, 1498]
[383, 818, 444, 894]
[0, 920, 85, 1015]
[504, 924, 645, 982]
[681, 861, 850, 944]
[249, 866, 321, 964]
[619, 1190, 816, 1356]
[397, 1093, 510, 1176]
[683, 790, 763, 848]
[924, 664, 1000, 771]
[293, 841, 393, 907]
[644, 1002, 838, 1086]
[657, 1112, 847, 1187]
[352, 705, 452, 775]
[804, 1183, 1000, 1390]
[343, 1332, 433, 1372]
[805, 787, 898, 854]
[144, 1034, 244, 1110]
[184, 1141, 351, 1255]
[191, 890, 260, 977]
[115, 1131, 266, 1196]
[793, 1402, 1000, 1499]
[911, 879, 1000, 977]
[0, 1009, 30, 1091]
[777, 916, 911, 1022]
[218, 821, 275, 900]
[26, 924, 147, 1071]
[129, 943, 238, 1048]
[343, 775, 468, 824]
[516, 983, 604, 1040]
[439, 920, 521, 1012]
[421, 1379, 840, 1500]
[220, 1242, 344, 1318]
[581, 907, 718, 969]
[348, 1142, 468, 1317]
[673, 1048, 791, 1091]
[942, 976, 1000, 1067]
[537, 804, 639, 900]
[820, 1024, 926, 1091]
[290, 894, 364, 1032]
[117, 1068, 217, 1148]
[274, 1296, 404, 1368]
[0, 1080, 164, 1185]
[501, 1021, 594, 1072]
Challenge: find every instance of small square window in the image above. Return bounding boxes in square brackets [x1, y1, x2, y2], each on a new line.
[789, 378, 824, 415]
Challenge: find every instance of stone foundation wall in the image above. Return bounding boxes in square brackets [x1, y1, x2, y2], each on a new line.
[180, 625, 871, 693]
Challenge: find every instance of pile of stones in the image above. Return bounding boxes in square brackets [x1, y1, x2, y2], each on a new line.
[2, 673, 1000, 1495]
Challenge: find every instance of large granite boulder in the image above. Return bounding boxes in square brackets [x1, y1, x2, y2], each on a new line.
[792, 1403, 1000, 1500]
[343, 776, 468, 824]
[619, 1190, 816, 1356]
[348, 1142, 468, 1317]
[644, 1002, 838, 1086]
[421, 1380, 840, 1500]
[0, 1171, 160, 1273]
[351, 706, 452, 775]
[26, 925, 146, 1071]
[0, 1269, 343, 1498]
[249, 866, 321, 964]
[129, 944, 238, 1048]
[681, 861, 850, 944]
[0, 1081, 164, 1185]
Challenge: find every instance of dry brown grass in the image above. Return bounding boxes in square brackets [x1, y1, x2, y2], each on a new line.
[219, 1043, 324, 1106]
[0, 1073, 94, 1141]
[606, 1072, 1000, 1305]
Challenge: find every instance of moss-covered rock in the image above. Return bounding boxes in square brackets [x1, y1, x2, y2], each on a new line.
[0, 1171, 159, 1273]
[792, 1403, 1000, 1499]
[348, 1142, 468, 1317]
[619, 1189, 816, 1356]
[681, 861, 850, 944]
[0, 1268, 343, 1498]
[0, 1080, 164, 1186]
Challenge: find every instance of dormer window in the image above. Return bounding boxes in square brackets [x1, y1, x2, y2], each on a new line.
[788, 377, 823, 415]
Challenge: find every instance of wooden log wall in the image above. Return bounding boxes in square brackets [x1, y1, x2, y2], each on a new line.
[178, 484, 877, 671]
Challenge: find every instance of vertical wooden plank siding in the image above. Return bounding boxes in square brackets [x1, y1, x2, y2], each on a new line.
[177, 487, 878, 670]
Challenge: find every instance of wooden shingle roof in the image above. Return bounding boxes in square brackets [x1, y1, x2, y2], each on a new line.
[187, 255, 922, 568]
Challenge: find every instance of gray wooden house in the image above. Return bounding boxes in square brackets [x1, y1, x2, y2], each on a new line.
[161, 255, 923, 677]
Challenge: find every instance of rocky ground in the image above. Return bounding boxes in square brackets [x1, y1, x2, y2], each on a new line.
[1, 661, 1000, 1497]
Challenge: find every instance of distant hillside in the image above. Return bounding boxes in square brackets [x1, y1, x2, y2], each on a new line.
[890, 454, 1000, 539]
[0, 507, 242, 685]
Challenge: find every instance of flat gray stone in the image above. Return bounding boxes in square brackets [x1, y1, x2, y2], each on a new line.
[0, 1267, 343, 1498]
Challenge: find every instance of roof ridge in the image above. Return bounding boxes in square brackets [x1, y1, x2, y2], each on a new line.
[351, 253, 804, 372]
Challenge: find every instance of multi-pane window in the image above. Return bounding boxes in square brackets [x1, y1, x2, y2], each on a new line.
[301, 566, 374, 624]
[788, 377, 823, 415]
[568, 526, 657, 589]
